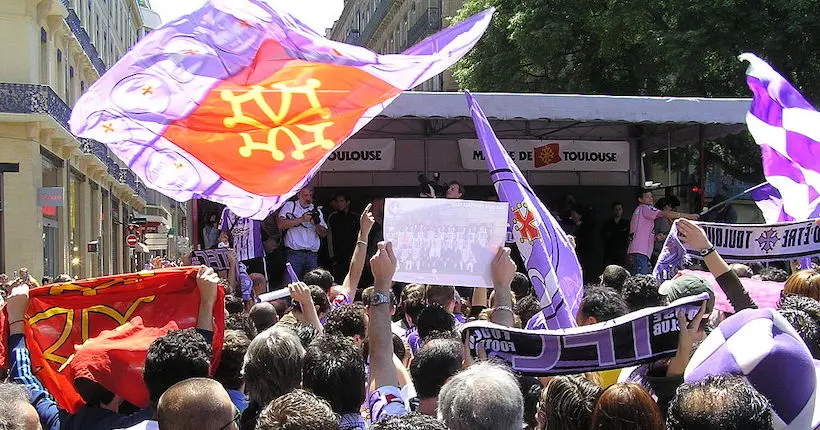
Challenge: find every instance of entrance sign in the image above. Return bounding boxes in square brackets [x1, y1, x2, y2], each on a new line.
[323, 139, 395, 171]
[126, 234, 139, 247]
[459, 139, 629, 172]
[383, 198, 508, 288]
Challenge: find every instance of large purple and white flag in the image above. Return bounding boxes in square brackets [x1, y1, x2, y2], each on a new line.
[750, 182, 820, 224]
[741, 53, 820, 222]
[69, 0, 493, 219]
[465, 92, 583, 329]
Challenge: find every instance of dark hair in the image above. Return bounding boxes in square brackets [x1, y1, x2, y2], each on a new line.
[778, 294, 820, 359]
[655, 198, 668, 210]
[636, 189, 653, 200]
[416, 305, 455, 342]
[214, 330, 250, 391]
[324, 303, 367, 339]
[622, 275, 665, 311]
[401, 284, 427, 325]
[249, 302, 279, 334]
[224, 294, 245, 315]
[426, 285, 456, 308]
[410, 338, 463, 399]
[590, 383, 664, 430]
[601, 265, 631, 292]
[290, 322, 320, 348]
[74, 377, 115, 407]
[519, 376, 542, 430]
[511, 273, 533, 300]
[537, 375, 602, 430]
[0, 383, 33, 430]
[308, 284, 331, 316]
[303, 335, 366, 415]
[579, 286, 629, 323]
[666, 195, 681, 208]
[143, 328, 212, 404]
[448, 181, 465, 196]
[41, 276, 53, 285]
[760, 267, 789, 283]
[514, 295, 541, 326]
[666, 374, 773, 430]
[611, 202, 623, 209]
[332, 193, 350, 202]
[225, 313, 257, 340]
[303, 269, 335, 293]
[371, 412, 449, 429]
[255, 389, 338, 430]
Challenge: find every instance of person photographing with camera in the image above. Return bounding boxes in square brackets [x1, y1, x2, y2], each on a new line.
[278, 187, 328, 279]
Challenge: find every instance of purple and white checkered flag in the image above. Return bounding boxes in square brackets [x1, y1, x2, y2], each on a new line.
[685, 308, 820, 429]
[741, 53, 820, 222]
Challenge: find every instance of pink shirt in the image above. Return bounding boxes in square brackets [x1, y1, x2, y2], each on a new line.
[627, 204, 662, 257]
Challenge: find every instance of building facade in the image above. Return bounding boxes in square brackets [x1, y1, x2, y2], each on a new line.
[328, 0, 466, 91]
[0, 0, 166, 279]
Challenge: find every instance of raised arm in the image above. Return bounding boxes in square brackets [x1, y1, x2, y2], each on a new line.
[490, 247, 517, 327]
[196, 266, 219, 332]
[289, 281, 323, 335]
[339, 204, 375, 299]
[661, 209, 699, 221]
[368, 242, 398, 391]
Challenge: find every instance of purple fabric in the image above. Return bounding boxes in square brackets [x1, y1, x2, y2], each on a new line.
[465, 92, 583, 329]
[685, 308, 820, 429]
[741, 53, 820, 222]
[69, 0, 493, 220]
[219, 207, 265, 261]
[751, 182, 820, 224]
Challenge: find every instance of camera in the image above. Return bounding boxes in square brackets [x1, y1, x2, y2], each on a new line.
[418, 173, 446, 198]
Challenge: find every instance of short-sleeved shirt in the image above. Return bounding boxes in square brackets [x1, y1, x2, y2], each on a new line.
[279, 201, 327, 252]
[627, 204, 663, 257]
[219, 208, 265, 262]
[368, 385, 408, 423]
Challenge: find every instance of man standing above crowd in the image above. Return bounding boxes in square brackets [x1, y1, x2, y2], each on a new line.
[327, 193, 359, 281]
[278, 187, 328, 279]
[600, 202, 629, 267]
[627, 189, 698, 275]
[219, 207, 267, 281]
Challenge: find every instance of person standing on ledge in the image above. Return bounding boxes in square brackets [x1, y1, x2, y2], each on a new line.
[627, 189, 698, 275]
[278, 187, 328, 280]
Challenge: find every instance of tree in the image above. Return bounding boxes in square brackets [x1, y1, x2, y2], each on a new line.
[453, 0, 820, 181]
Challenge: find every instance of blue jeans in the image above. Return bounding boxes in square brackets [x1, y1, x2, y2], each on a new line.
[286, 249, 319, 281]
[628, 253, 651, 275]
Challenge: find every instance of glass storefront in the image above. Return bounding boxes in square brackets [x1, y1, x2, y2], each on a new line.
[41, 155, 62, 277]
[90, 182, 100, 276]
[67, 168, 84, 278]
[102, 188, 110, 275]
[111, 196, 120, 274]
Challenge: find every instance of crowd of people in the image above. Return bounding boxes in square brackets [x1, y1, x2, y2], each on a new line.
[1, 184, 819, 430]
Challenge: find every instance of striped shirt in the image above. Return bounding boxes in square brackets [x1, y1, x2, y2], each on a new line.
[219, 208, 265, 262]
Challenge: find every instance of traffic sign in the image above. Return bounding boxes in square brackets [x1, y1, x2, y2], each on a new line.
[126, 234, 139, 247]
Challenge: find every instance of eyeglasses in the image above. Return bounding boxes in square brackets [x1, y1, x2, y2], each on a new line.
[219, 408, 241, 430]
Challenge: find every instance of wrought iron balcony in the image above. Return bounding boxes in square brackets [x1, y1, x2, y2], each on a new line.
[79, 137, 108, 163]
[360, 0, 395, 44]
[121, 168, 138, 192]
[60, 0, 106, 74]
[106, 156, 121, 180]
[0, 83, 71, 129]
[407, 7, 442, 47]
[345, 29, 361, 45]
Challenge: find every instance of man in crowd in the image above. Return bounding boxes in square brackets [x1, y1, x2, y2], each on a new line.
[627, 189, 698, 275]
[601, 201, 630, 267]
[327, 193, 359, 281]
[219, 207, 267, 281]
[156, 378, 238, 430]
[278, 187, 328, 280]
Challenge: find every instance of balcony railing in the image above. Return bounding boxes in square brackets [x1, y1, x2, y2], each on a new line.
[79, 137, 108, 163]
[60, 0, 107, 74]
[345, 29, 361, 45]
[407, 7, 442, 47]
[121, 169, 138, 192]
[106, 156, 121, 180]
[360, 0, 395, 44]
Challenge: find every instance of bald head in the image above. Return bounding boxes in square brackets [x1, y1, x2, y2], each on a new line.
[250, 302, 279, 333]
[157, 378, 235, 430]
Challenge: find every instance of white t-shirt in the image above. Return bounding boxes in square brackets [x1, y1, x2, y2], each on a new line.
[279, 201, 327, 252]
[118, 420, 157, 430]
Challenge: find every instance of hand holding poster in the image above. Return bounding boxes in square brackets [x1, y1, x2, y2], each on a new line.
[462, 294, 707, 375]
[383, 198, 508, 287]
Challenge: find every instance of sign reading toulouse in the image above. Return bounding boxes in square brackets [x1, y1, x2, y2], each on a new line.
[459, 139, 629, 172]
[462, 294, 707, 375]
[322, 139, 395, 171]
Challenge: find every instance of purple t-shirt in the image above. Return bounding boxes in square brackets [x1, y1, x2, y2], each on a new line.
[219, 208, 265, 262]
[627, 204, 662, 257]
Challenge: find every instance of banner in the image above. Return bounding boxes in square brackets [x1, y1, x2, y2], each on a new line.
[383, 198, 508, 287]
[459, 139, 629, 172]
[322, 139, 395, 171]
[37, 187, 65, 207]
[0, 268, 225, 413]
[191, 249, 231, 271]
[654, 219, 820, 282]
[462, 294, 707, 375]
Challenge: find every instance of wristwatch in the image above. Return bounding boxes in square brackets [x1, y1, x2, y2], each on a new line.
[369, 291, 391, 306]
[700, 245, 716, 257]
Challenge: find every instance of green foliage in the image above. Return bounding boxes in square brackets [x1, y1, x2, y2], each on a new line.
[453, 0, 820, 180]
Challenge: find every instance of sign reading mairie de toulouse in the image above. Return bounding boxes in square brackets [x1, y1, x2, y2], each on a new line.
[459, 139, 630, 172]
[322, 139, 395, 171]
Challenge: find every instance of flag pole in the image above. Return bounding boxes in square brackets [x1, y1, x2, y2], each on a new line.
[699, 182, 770, 217]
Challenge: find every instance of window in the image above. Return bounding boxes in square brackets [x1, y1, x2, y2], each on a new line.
[41, 155, 62, 277]
[56, 49, 65, 99]
[40, 28, 48, 85]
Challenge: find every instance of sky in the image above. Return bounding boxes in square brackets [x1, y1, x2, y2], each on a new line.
[151, 0, 344, 33]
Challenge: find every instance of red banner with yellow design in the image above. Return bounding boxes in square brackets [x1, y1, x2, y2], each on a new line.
[1, 267, 224, 413]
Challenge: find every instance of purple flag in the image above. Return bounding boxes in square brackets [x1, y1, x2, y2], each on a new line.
[465, 92, 583, 329]
[741, 53, 820, 222]
[69, 0, 493, 219]
[750, 182, 820, 224]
